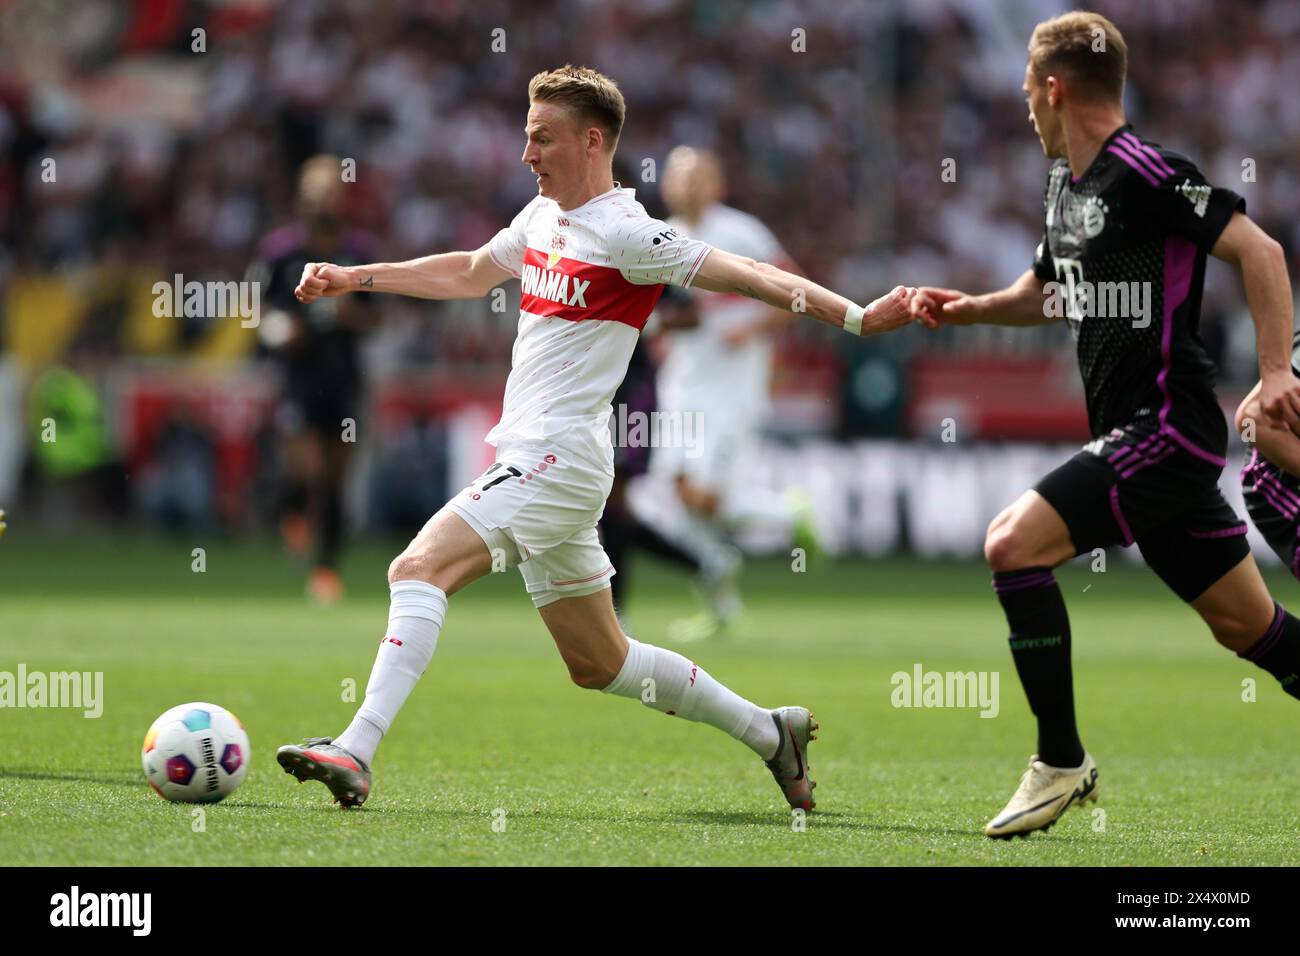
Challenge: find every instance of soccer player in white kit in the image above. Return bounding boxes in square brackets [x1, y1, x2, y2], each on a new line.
[276, 66, 914, 813]
[635, 146, 819, 640]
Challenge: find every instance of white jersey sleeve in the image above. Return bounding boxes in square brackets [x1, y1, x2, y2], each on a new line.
[487, 197, 541, 278]
[608, 216, 713, 288]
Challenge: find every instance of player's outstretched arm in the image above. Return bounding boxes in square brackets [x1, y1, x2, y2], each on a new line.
[689, 247, 915, 337]
[1236, 380, 1300, 476]
[910, 269, 1051, 329]
[293, 242, 511, 304]
[1212, 212, 1300, 428]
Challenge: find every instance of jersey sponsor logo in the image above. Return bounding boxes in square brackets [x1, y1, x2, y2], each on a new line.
[1177, 178, 1211, 218]
[520, 260, 591, 307]
[1043, 257, 1152, 332]
[518, 248, 664, 330]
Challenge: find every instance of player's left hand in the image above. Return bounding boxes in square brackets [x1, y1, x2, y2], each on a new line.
[1260, 369, 1300, 429]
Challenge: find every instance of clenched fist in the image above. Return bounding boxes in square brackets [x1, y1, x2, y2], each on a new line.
[294, 262, 355, 304]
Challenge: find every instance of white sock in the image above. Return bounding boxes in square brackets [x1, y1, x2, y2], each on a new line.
[602, 638, 778, 758]
[335, 580, 447, 766]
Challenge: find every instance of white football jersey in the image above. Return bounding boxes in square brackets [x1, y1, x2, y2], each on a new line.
[659, 203, 787, 420]
[487, 185, 712, 455]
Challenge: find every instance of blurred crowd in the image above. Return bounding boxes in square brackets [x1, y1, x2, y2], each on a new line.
[1, 0, 1298, 525]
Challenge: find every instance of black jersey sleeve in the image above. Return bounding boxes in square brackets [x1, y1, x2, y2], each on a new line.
[1031, 163, 1063, 282]
[1145, 150, 1245, 254]
[1032, 232, 1055, 282]
[1291, 328, 1300, 378]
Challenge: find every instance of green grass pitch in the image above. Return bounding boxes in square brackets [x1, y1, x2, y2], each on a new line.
[1, 533, 1296, 866]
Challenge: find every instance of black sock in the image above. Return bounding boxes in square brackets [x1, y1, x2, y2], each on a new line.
[631, 519, 702, 574]
[1239, 603, 1300, 699]
[992, 567, 1085, 767]
[279, 480, 307, 519]
[314, 484, 344, 570]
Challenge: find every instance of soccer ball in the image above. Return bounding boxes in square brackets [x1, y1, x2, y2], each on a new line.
[142, 702, 250, 803]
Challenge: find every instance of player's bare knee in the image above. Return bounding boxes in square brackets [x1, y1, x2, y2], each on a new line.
[387, 551, 434, 585]
[984, 520, 1028, 572]
[1234, 397, 1260, 436]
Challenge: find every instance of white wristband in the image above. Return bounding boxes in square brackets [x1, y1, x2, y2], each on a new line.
[843, 303, 866, 336]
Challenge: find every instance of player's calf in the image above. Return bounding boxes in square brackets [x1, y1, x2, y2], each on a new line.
[1193, 557, 1300, 699]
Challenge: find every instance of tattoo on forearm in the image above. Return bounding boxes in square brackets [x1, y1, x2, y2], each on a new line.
[360, 274, 374, 288]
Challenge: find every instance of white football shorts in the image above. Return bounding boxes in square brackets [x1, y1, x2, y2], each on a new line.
[448, 430, 615, 608]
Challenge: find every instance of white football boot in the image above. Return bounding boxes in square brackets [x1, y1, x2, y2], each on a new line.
[984, 752, 1099, 839]
[764, 706, 819, 812]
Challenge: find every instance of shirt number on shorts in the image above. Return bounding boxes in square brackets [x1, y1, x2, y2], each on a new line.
[474, 462, 523, 492]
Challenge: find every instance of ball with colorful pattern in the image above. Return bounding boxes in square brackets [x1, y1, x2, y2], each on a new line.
[142, 702, 250, 803]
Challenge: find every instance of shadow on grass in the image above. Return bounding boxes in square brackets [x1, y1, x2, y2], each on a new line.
[1, 768, 141, 787]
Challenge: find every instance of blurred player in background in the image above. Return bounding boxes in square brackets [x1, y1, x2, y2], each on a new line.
[276, 66, 916, 812]
[247, 155, 379, 605]
[911, 11, 1300, 839]
[1237, 332, 1300, 577]
[597, 329, 704, 623]
[629, 146, 819, 642]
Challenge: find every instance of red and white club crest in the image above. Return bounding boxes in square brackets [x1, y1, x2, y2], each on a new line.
[548, 232, 566, 268]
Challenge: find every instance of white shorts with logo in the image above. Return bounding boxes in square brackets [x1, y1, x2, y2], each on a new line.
[447, 430, 615, 608]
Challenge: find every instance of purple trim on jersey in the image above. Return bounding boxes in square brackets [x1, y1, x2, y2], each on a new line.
[991, 570, 1056, 595]
[1109, 138, 1170, 185]
[1249, 472, 1300, 522]
[1240, 603, 1286, 662]
[1108, 485, 1135, 546]
[1163, 424, 1226, 466]
[1108, 445, 1136, 467]
[1106, 430, 1176, 479]
[1118, 132, 1176, 178]
[1153, 235, 1228, 466]
[1237, 447, 1258, 478]
[1120, 444, 1177, 479]
[1186, 524, 1248, 539]
[1250, 463, 1300, 518]
[1106, 145, 1161, 187]
[257, 223, 307, 261]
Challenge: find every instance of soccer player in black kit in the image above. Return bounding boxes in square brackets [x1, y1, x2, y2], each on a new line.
[911, 11, 1300, 838]
[248, 155, 378, 604]
[1236, 333, 1300, 578]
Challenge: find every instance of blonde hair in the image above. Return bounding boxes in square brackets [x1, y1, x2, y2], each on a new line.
[528, 65, 626, 153]
[1029, 10, 1127, 103]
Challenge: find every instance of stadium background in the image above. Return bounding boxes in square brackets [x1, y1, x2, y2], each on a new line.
[3, 0, 1297, 558]
[3, 0, 1300, 870]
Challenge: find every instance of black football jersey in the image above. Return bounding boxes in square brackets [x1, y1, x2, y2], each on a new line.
[1032, 124, 1244, 454]
[247, 224, 379, 397]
